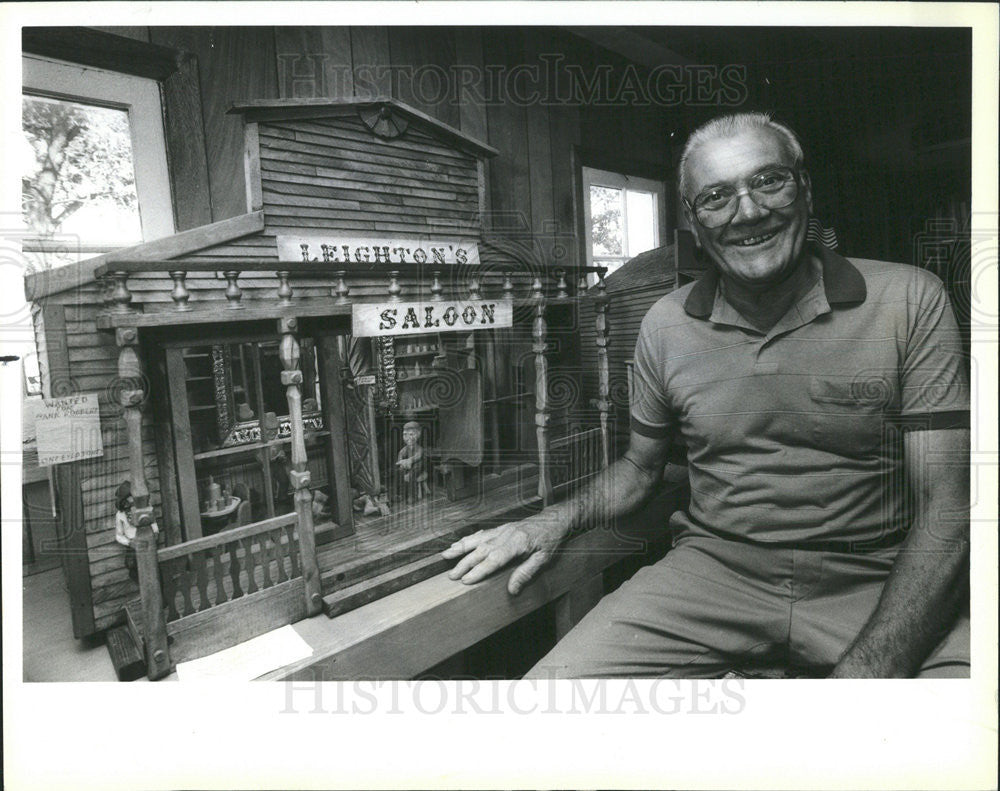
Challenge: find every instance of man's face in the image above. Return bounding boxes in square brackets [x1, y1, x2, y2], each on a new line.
[403, 427, 419, 446]
[683, 127, 812, 286]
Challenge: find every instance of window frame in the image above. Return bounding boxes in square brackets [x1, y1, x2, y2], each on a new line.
[21, 53, 175, 251]
[160, 331, 336, 542]
[581, 165, 667, 280]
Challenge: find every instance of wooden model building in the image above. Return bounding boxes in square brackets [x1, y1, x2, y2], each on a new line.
[24, 97, 614, 679]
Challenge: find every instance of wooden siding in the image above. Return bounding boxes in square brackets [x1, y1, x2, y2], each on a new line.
[257, 115, 482, 237]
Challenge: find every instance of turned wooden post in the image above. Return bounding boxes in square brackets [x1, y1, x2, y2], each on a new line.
[593, 270, 611, 468]
[109, 271, 135, 314]
[533, 292, 553, 505]
[116, 327, 171, 679]
[168, 270, 192, 311]
[278, 317, 324, 617]
[430, 270, 444, 300]
[502, 271, 515, 299]
[223, 270, 243, 309]
[386, 271, 402, 301]
[554, 268, 569, 299]
[276, 270, 293, 305]
[468, 272, 482, 301]
[334, 270, 350, 303]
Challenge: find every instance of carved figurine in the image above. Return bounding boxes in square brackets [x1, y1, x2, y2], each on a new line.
[393, 420, 430, 504]
[114, 480, 160, 582]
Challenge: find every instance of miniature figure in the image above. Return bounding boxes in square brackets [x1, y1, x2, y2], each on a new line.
[114, 481, 160, 582]
[393, 420, 430, 503]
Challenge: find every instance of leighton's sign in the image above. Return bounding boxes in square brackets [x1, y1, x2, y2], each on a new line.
[277, 235, 480, 266]
[352, 299, 513, 337]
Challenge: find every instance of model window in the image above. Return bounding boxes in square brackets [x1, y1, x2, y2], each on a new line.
[166, 339, 329, 536]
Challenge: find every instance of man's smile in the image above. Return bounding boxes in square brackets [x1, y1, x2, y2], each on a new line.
[728, 228, 781, 247]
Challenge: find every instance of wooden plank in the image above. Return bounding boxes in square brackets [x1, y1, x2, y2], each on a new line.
[317, 337, 355, 533]
[98, 299, 353, 330]
[158, 512, 298, 561]
[387, 27, 459, 128]
[29, 211, 265, 299]
[159, 51, 213, 231]
[167, 579, 306, 664]
[457, 33, 491, 229]
[243, 122, 263, 212]
[106, 624, 146, 681]
[180, 27, 279, 222]
[260, 134, 478, 181]
[323, 551, 451, 617]
[269, 120, 481, 169]
[23, 27, 180, 81]
[39, 303, 73, 399]
[454, 29, 488, 143]
[523, 30, 555, 263]
[274, 27, 354, 100]
[266, 524, 645, 681]
[165, 347, 203, 540]
[148, 346, 183, 546]
[55, 463, 96, 638]
[547, 33, 582, 267]
[483, 30, 531, 235]
[349, 27, 392, 99]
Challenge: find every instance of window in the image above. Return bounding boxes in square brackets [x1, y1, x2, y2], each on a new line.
[582, 166, 666, 281]
[165, 338, 329, 538]
[21, 54, 174, 269]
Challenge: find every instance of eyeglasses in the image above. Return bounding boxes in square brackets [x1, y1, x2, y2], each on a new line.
[685, 166, 800, 228]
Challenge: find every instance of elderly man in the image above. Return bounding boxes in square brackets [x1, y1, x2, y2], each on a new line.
[443, 112, 970, 678]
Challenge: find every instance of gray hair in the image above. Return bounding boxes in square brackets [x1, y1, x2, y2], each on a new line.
[677, 112, 804, 201]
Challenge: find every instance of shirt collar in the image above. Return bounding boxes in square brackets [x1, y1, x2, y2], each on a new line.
[683, 241, 867, 319]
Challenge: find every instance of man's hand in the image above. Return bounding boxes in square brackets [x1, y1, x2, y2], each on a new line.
[442, 514, 570, 595]
[442, 431, 671, 595]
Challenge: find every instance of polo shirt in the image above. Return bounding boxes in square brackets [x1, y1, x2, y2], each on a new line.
[630, 243, 969, 546]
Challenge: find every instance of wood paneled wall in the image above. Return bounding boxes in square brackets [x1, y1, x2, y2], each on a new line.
[145, 26, 677, 265]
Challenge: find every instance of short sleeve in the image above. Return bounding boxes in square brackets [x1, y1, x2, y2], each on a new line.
[630, 311, 676, 439]
[899, 274, 969, 426]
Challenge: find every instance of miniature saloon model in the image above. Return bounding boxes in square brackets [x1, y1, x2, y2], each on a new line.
[25, 98, 613, 679]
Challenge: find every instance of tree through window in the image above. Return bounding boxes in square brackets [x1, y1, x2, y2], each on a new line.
[582, 166, 666, 282]
[22, 94, 142, 244]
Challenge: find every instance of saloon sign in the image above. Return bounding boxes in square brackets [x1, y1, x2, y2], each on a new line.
[277, 235, 480, 266]
[352, 299, 513, 338]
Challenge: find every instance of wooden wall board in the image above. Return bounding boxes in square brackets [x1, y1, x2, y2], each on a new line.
[159, 53, 213, 231]
[523, 30, 556, 267]
[387, 27, 459, 130]
[350, 27, 392, 99]
[153, 28, 279, 223]
[55, 463, 96, 638]
[274, 27, 354, 101]
[482, 30, 532, 237]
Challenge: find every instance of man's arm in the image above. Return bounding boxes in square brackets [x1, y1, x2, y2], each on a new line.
[442, 431, 672, 594]
[830, 428, 970, 678]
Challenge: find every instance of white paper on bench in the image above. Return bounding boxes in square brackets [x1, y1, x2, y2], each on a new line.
[174, 625, 313, 681]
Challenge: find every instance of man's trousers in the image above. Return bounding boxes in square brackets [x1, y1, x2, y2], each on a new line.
[524, 533, 970, 679]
